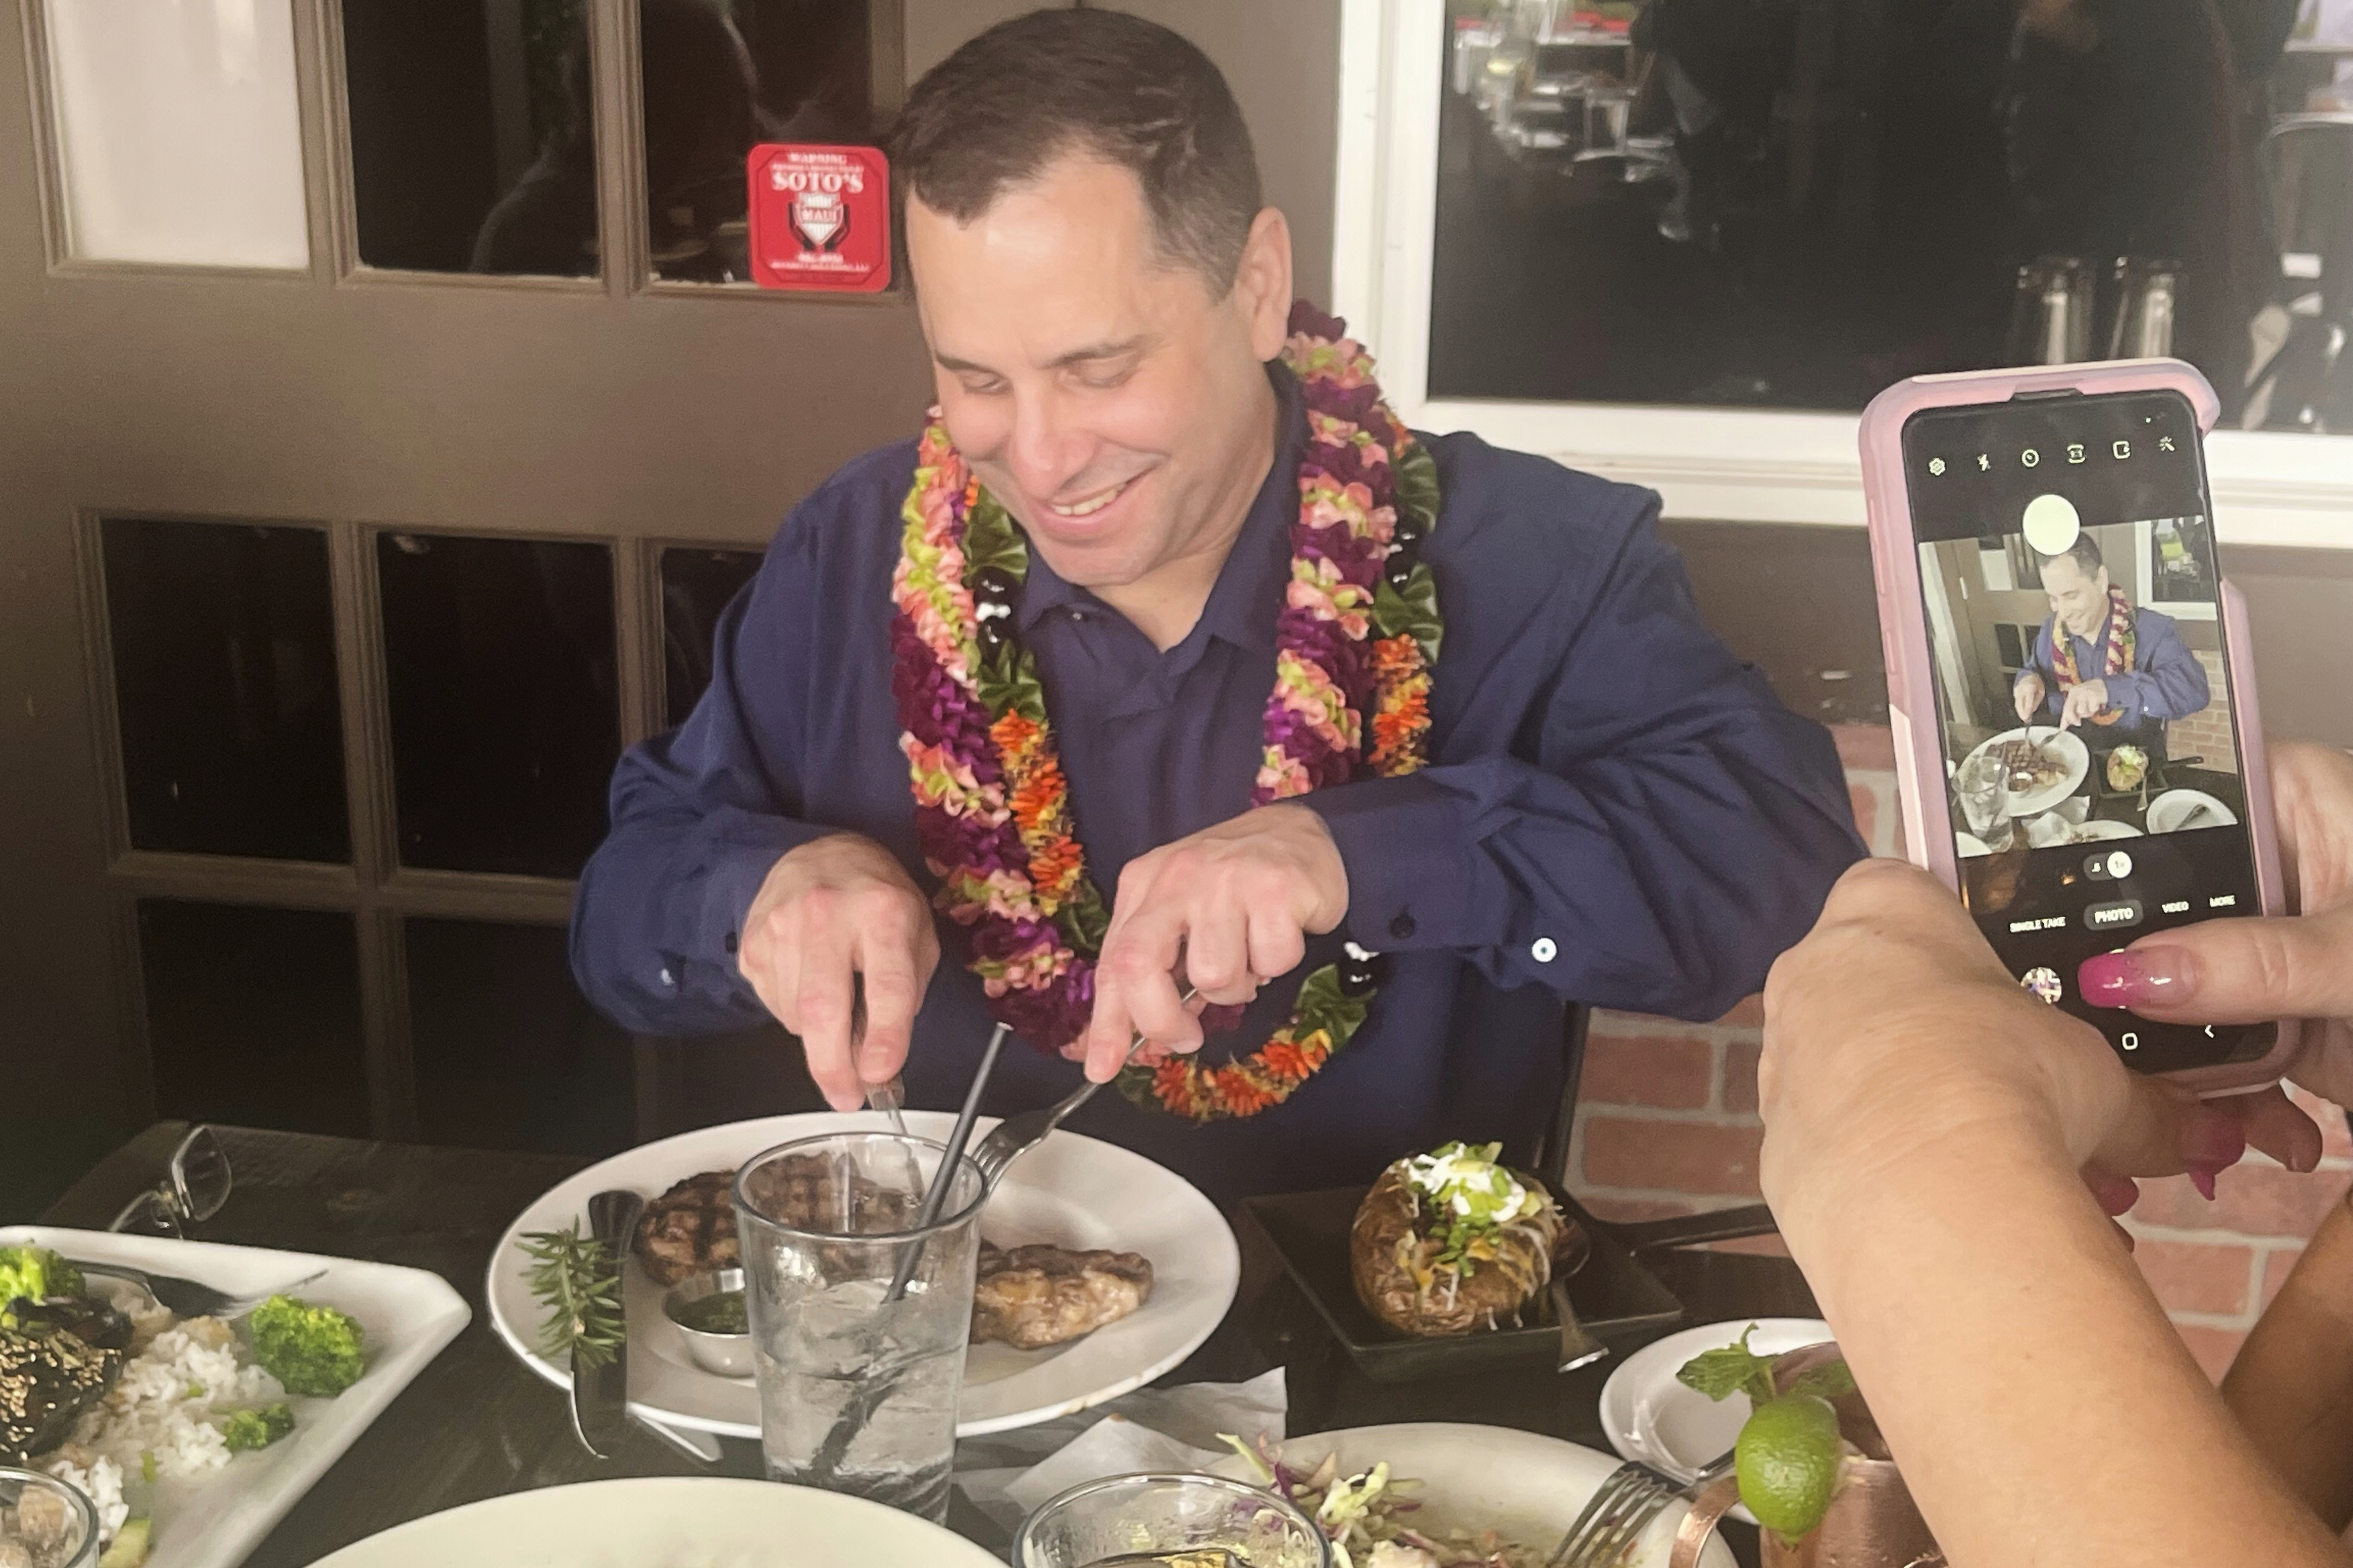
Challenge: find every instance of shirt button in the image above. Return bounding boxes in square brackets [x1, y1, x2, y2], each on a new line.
[658, 967, 675, 987]
[1531, 937, 1558, 964]
[1388, 910, 1417, 941]
[725, 931, 739, 955]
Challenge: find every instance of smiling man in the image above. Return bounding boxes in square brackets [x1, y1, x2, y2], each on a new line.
[571, 9, 1862, 1200]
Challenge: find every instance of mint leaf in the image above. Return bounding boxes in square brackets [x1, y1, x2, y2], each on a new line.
[1787, 1358, 1858, 1402]
[1676, 1325, 1776, 1405]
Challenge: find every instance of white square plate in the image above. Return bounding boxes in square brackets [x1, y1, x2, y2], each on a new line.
[1, 1226, 470, 1568]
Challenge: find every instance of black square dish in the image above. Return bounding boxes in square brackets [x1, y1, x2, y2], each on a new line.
[1241, 1185, 1685, 1383]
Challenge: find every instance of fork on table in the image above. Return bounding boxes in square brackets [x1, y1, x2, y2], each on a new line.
[1548, 1451, 1736, 1568]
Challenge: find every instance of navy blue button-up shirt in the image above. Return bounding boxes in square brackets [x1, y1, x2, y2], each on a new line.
[571, 369, 1862, 1200]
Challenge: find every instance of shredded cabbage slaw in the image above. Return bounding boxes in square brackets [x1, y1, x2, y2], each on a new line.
[1219, 1434, 1540, 1568]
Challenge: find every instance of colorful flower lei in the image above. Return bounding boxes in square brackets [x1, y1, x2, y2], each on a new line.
[889, 302, 1442, 1121]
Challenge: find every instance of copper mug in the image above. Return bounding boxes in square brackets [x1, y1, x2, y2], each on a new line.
[1669, 1343, 1943, 1568]
[1669, 1461, 1942, 1568]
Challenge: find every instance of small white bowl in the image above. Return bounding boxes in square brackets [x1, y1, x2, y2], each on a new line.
[661, 1269, 753, 1378]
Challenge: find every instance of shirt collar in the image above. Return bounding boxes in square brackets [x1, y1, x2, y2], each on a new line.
[1016, 364, 1305, 653]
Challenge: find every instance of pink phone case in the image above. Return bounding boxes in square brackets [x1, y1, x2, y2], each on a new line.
[1858, 358, 2300, 1094]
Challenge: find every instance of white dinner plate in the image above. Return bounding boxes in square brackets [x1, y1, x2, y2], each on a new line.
[1598, 1317, 1834, 1528]
[305, 1476, 1001, 1567]
[1955, 832, 1990, 858]
[2072, 818, 2144, 842]
[2147, 788, 2237, 835]
[1208, 1422, 1736, 1567]
[1961, 727, 2089, 820]
[487, 1111, 1238, 1438]
[0, 1225, 469, 1568]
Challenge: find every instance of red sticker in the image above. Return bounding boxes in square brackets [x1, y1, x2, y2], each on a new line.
[747, 143, 892, 293]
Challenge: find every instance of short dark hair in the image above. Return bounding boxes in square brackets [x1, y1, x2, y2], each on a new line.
[889, 9, 1263, 290]
[2040, 533, 2105, 578]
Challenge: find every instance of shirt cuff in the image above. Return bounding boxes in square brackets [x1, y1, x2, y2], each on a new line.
[1298, 774, 1500, 953]
[694, 815, 841, 965]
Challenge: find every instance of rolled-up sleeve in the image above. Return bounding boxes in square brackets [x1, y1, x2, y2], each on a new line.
[569, 519, 834, 1034]
[1304, 494, 1865, 1021]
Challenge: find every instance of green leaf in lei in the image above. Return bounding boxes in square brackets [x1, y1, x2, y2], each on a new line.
[1394, 440, 1441, 536]
[1289, 964, 1372, 1044]
[1373, 567, 1443, 668]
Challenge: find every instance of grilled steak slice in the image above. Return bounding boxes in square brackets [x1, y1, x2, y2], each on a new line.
[970, 1243, 1153, 1350]
[633, 1170, 739, 1287]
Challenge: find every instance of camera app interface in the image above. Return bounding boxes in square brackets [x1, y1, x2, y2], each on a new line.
[1902, 392, 2272, 1073]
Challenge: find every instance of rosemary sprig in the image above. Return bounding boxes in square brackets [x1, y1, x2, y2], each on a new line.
[517, 1223, 626, 1370]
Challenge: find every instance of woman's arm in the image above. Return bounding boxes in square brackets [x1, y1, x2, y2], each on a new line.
[1762, 862, 2347, 1568]
[2226, 1191, 2353, 1530]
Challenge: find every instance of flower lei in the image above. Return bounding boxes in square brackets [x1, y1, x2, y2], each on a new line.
[889, 302, 1443, 1121]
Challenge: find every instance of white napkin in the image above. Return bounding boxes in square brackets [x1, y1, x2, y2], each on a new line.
[953, 1367, 1289, 1531]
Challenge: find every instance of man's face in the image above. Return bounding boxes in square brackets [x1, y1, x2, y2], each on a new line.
[2042, 554, 2110, 638]
[905, 156, 1288, 591]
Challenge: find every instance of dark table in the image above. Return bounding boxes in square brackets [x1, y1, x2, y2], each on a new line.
[38, 1124, 1817, 1565]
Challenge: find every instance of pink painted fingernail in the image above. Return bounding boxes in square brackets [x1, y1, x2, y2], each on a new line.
[2187, 1112, 2246, 1169]
[2077, 947, 2197, 1008]
[2188, 1163, 2221, 1201]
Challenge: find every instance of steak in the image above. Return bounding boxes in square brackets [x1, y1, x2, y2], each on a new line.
[970, 1243, 1153, 1350]
[632, 1171, 738, 1287]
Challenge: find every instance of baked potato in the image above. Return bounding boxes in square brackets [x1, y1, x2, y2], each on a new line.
[1349, 1142, 1573, 1336]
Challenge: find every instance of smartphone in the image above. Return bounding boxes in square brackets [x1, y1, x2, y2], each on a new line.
[1861, 361, 2299, 1091]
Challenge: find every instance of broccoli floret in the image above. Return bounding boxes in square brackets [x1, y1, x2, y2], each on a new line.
[219, 1402, 296, 1452]
[246, 1297, 365, 1397]
[0, 1248, 84, 1312]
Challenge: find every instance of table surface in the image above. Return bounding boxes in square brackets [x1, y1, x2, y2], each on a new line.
[38, 1123, 1818, 1566]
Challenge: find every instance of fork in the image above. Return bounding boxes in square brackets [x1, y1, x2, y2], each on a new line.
[1548, 1451, 1734, 1568]
[969, 986, 1198, 1188]
[66, 1259, 326, 1320]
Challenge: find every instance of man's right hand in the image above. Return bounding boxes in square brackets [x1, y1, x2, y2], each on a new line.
[738, 833, 940, 1112]
[2014, 672, 2047, 724]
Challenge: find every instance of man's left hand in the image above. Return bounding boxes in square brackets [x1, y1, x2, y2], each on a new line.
[2059, 678, 2110, 729]
[1081, 804, 1349, 1080]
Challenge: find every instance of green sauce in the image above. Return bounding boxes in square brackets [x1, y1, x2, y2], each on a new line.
[672, 1290, 747, 1335]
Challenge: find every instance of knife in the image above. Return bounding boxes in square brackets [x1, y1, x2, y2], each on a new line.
[572, 1188, 644, 1460]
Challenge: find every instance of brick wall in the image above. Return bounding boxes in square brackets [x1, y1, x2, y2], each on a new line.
[2168, 649, 2239, 775]
[1562, 721, 2332, 1376]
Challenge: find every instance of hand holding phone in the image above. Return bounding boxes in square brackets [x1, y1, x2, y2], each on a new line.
[1860, 360, 2299, 1092]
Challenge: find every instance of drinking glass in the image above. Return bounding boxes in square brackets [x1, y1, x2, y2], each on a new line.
[732, 1131, 984, 1523]
[1013, 1473, 1333, 1568]
[0, 1467, 101, 1568]
[1957, 752, 2013, 849]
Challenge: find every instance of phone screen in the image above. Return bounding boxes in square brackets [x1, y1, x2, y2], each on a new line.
[1901, 390, 2274, 1073]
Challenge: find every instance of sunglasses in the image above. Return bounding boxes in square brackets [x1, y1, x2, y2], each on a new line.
[108, 1126, 233, 1237]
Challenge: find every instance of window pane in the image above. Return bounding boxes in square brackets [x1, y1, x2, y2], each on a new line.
[660, 547, 764, 724]
[640, 0, 881, 283]
[378, 533, 618, 877]
[44, 0, 309, 267]
[103, 518, 348, 862]
[139, 900, 370, 1137]
[1432, 2, 2351, 431]
[408, 919, 635, 1156]
[340, 0, 598, 275]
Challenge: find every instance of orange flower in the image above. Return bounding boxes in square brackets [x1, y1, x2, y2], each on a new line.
[1212, 1069, 1279, 1117]
[1009, 756, 1068, 833]
[990, 710, 1042, 761]
[1259, 1038, 1314, 1083]
[1027, 835, 1084, 901]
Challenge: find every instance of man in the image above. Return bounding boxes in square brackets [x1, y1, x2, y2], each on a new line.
[570, 9, 1861, 1200]
[2012, 532, 2210, 765]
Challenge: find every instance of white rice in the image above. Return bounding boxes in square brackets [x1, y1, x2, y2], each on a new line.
[37, 1288, 283, 1544]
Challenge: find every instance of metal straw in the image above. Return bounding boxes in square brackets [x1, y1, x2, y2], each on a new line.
[885, 1021, 1009, 1302]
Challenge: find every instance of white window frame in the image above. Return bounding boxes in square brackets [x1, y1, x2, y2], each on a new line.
[1331, 0, 2353, 549]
